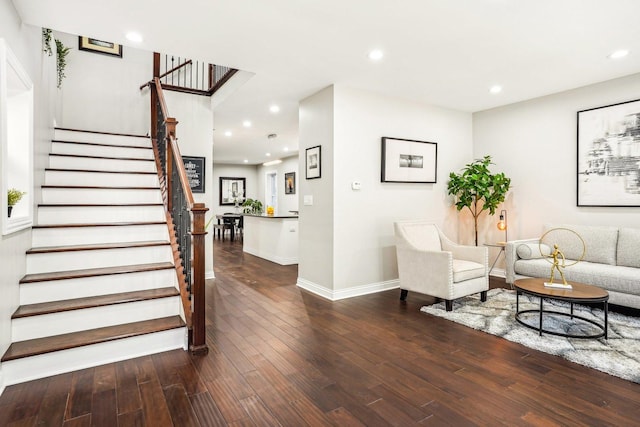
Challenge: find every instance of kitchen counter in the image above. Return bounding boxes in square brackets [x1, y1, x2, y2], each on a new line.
[242, 214, 298, 265]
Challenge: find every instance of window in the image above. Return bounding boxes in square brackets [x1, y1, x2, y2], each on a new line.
[1, 39, 34, 235]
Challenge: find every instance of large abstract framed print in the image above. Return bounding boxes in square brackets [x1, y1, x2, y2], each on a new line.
[577, 99, 640, 206]
[381, 137, 437, 183]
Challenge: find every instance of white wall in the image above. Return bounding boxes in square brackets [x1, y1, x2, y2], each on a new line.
[56, 31, 150, 135]
[332, 86, 473, 292]
[256, 155, 299, 215]
[298, 85, 473, 297]
[298, 86, 335, 293]
[0, 0, 56, 393]
[473, 72, 640, 244]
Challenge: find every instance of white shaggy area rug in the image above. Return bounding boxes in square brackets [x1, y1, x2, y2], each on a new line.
[421, 288, 640, 384]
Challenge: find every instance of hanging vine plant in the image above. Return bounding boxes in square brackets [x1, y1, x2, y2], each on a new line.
[42, 28, 53, 56]
[55, 39, 70, 88]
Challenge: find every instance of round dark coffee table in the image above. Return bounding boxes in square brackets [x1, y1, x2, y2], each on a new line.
[513, 278, 609, 339]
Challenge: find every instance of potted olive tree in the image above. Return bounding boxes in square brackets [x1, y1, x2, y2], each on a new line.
[8, 188, 26, 217]
[447, 155, 511, 246]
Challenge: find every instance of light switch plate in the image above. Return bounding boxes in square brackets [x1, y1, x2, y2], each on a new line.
[304, 195, 313, 206]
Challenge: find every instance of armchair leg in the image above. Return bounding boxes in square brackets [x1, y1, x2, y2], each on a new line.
[445, 300, 453, 311]
[480, 291, 487, 302]
[400, 289, 408, 301]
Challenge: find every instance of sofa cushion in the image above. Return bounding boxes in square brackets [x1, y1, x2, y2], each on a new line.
[452, 259, 485, 283]
[543, 224, 618, 265]
[516, 243, 551, 260]
[514, 259, 640, 295]
[617, 228, 640, 268]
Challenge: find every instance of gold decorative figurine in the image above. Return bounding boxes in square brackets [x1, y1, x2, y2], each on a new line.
[539, 228, 586, 290]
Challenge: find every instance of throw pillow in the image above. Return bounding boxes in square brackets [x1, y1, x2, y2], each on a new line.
[617, 228, 640, 268]
[517, 243, 551, 260]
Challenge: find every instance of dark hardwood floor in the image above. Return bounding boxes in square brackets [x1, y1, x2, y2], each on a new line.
[1, 237, 639, 426]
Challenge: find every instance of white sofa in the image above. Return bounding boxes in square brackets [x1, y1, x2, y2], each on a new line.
[506, 224, 640, 309]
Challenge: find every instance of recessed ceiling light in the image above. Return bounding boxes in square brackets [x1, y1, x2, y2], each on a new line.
[608, 49, 629, 59]
[266, 152, 271, 157]
[242, 120, 252, 128]
[125, 32, 143, 43]
[489, 85, 502, 94]
[243, 159, 248, 163]
[269, 105, 280, 113]
[368, 49, 384, 61]
[283, 147, 289, 152]
[224, 131, 232, 137]
[263, 159, 283, 166]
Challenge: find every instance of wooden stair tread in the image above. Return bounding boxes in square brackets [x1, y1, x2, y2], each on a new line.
[54, 127, 148, 139]
[20, 262, 174, 284]
[38, 203, 163, 207]
[27, 240, 170, 254]
[50, 153, 154, 162]
[33, 221, 166, 229]
[42, 185, 160, 190]
[12, 287, 179, 318]
[1, 316, 185, 362]
[52, 140, 151, 150]
[45, 168, 156, 175]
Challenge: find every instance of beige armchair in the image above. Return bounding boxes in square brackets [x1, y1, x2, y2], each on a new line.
[394, 220, 489, 311]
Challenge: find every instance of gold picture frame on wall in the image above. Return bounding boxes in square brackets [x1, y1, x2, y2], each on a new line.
[78, 36, 123, 57]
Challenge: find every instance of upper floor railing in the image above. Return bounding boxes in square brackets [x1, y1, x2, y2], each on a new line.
[141, 53, 238, 96]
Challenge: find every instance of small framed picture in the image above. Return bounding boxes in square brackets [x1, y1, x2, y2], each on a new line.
[182, 156, 205, 193]
[285, 172, 296, 194]
[306, 146, 321, 179]
[381, 137, 437, 183]
[78, 36, 123, 57]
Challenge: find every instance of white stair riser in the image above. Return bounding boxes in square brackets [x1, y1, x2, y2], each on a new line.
[52, 142, 154, 159]
[49, 156, 156, 172]
[45, 170, 159, 187]
[32, 224, 169, 247]
[37, 205, 165, 225]
[54, 130, 151, 148]
[20, 269, 177, 304]
[2, 328, 186, 386]
[13, 297, 181, 341]
[42, 188, 162, 205]
[26, 245, 173, 274]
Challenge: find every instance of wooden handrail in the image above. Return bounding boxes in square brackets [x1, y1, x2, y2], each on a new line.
[154, 77, 170, 123]
[158, 59, 192, 80]
[168, 134, 195, 207]
[148, 77, 208, 355]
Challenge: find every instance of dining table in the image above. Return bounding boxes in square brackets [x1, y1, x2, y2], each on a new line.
[216, 213, 242, 241]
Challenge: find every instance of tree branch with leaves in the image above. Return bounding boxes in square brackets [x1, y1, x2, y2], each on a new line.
[447, 155, 511, 246]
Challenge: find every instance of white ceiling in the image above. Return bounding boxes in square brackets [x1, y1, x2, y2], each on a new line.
[12, 0, 640, 164]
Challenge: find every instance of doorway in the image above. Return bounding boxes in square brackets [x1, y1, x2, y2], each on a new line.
[265, 171, 277, 213]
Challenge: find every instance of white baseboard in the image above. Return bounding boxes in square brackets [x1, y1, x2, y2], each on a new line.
[490, 268, 506, 278]
[297, 278, 400, 301]
[0, 369, 5, 397]
[244, 246, 297, 265]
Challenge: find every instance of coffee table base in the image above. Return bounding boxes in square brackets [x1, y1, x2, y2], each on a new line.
[515, 308, 607, 339]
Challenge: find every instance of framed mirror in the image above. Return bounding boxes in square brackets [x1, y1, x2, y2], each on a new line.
[219, 177, 246, 205]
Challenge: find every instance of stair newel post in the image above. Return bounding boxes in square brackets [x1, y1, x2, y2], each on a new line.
[190, 203, 209, 355]
[165, 118, 178, 211]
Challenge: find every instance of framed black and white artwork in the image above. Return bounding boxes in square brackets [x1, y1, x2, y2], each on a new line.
[381, 137, 437, 183]
[577, 99, 640, 206]
[306, 146, 321, 179]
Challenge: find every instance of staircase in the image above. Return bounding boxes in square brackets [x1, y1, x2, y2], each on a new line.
[0, 128, 187, 386]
